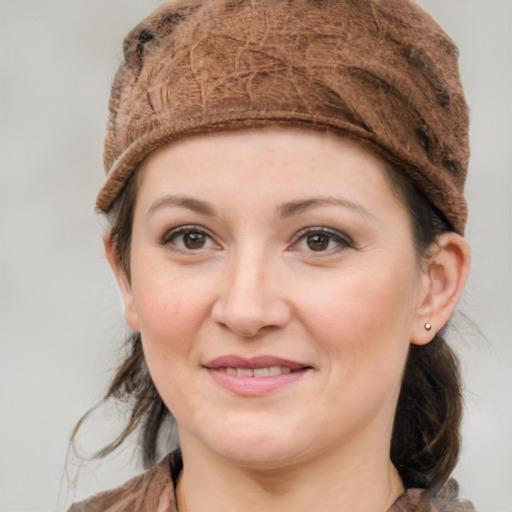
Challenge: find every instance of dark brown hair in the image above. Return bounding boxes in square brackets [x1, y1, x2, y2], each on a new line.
[389, 175, 462, 491]
[72, 156, 462, 492]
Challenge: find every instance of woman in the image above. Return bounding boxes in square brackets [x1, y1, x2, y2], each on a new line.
[70, 0, 475, 510]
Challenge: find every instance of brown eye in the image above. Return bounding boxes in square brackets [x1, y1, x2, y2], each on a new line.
[290, 228, 352, 254]
[183, 232, 206, 249]
[306, 233, 330, 251]
[164, 226, 218, 252]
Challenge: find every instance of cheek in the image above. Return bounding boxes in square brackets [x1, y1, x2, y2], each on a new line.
[135, 282, 207, 351]
[130, 269, 214, 415]
[129, 252, 214, 362]
[297, 263, 417, 382]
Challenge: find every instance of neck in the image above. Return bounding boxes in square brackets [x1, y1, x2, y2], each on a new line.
[176, 433, 404, 512]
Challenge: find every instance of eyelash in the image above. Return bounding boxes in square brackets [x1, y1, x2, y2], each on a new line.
[290, 227, 353, 254]
[161, 225, 353, 254]
[161, 225, 218, 252]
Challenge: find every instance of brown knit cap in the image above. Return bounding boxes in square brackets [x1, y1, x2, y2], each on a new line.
[97, 0, 470, 234]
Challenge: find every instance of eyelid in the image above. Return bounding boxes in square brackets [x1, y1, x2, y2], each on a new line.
[289, 226, 354, 252]
[161, 224, 221, 251]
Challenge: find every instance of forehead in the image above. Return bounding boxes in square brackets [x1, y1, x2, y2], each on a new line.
[137, 126, 396, 199]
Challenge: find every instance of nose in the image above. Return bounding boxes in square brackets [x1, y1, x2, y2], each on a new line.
[211, 252, 292, 338]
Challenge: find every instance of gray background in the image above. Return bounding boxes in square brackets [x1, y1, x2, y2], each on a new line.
[0, 1, 510, 511]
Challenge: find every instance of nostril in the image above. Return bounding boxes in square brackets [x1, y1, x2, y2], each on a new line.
[210, 265, 292, 336]
[212, 303, 286, 339]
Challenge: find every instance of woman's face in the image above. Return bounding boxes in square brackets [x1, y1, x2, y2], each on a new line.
[117, 127, 431, 468]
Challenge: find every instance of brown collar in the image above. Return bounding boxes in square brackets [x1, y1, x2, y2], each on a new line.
[69, 451, 475, 512]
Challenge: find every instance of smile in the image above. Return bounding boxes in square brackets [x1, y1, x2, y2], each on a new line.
[203, 356, 312, 395]
[224, 366, 292, 377]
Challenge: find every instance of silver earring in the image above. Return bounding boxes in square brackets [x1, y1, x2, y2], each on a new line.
[424, 323, 432, 332]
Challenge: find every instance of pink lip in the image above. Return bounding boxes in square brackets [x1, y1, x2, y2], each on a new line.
[203, 355, 312, 396]
[204, 355, 308, 370]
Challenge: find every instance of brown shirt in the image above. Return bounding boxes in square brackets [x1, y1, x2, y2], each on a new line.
[68, 451, 475, 512]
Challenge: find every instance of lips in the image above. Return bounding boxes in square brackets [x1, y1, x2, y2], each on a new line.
[203, 355, 312, 395]
[225, 366, 291, 377]
[204, 355, 309, 372]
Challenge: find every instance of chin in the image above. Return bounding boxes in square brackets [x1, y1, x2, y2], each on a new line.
[215, 442, 306, 470]
[187, 415, 316, 469]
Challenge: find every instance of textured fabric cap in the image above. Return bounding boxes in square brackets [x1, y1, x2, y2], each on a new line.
[97, 0, 470, 234]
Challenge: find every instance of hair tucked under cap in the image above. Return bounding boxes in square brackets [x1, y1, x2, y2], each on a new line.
[97, 0, 469, 234]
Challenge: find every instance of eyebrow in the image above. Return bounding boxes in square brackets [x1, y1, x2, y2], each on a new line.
[147, 194, 373, 220]
[276, 197, 373, 219]
[147, 195, 218, 217]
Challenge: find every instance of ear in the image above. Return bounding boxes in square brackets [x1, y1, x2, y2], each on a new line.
[411, 232, 471, 345]
[103, 233, 141, 332]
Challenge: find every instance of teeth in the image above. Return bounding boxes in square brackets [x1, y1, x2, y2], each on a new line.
[268, 366, 281, 376]
[253, 367, 269, 377]
[224, 366, 294, 377]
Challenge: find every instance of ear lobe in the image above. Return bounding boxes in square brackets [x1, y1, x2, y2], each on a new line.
[411, 232, 471, 346]
[103, 233, 141, 332]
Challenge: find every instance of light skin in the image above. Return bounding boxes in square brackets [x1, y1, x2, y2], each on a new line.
[105, 127, 470, 512]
